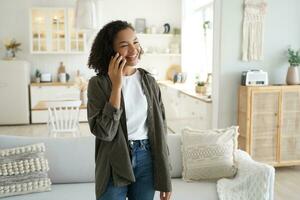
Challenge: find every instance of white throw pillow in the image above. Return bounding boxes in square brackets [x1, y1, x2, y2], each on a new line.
[0, 143, 51, 198]
[181, 126, 238, 181]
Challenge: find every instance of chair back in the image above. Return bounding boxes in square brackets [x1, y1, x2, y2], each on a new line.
[47, 100, 81, 136]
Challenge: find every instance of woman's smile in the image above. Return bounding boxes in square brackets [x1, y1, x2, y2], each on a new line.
[125, 54, 138, 61]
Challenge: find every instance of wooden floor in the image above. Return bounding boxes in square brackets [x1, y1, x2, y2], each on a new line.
[0, 124, 299, 200]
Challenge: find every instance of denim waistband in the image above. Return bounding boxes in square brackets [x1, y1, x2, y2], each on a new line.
[128, 139, 149, 149]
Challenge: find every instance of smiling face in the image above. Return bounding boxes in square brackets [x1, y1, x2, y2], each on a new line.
[113, 28, 141, 67]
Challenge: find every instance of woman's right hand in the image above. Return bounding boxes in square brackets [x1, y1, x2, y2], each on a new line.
[108, 53, 126, 90]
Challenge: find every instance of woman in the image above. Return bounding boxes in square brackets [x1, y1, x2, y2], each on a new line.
[87, 20, 172, 200]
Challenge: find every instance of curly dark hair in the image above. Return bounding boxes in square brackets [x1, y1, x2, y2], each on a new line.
[88, 20, 143, 75]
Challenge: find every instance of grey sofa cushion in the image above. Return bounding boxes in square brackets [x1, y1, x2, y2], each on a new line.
[0, 135, 95, 184]
[1, 179, 218, 200]
[156, 178, 218, 200]
[167, 133, 183, 178]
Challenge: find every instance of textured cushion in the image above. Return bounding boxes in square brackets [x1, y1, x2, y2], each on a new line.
[181, 126, 238, 181]
[167, 133, 183, 178]
[0, 135, 95, 183]
[0, 143, 51, 198]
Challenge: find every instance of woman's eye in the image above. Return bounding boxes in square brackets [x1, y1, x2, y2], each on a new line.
[134, 41, 139, 44]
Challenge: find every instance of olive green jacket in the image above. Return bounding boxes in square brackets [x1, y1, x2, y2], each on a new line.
[87, 68, 172, 199]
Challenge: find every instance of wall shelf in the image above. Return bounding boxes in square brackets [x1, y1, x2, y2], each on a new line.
[136, 33, 180, 37]
[143, 53, 181, 57]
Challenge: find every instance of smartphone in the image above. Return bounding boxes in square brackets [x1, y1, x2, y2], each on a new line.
[113, 51, 124, 68]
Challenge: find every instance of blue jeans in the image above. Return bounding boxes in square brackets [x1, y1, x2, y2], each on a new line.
[98, 139, 155, 200]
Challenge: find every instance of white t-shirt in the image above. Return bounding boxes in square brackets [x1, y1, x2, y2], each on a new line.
[122, 69, 148, 140]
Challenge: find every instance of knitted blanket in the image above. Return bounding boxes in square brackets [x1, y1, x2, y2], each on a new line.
[217, 150, 275, 200]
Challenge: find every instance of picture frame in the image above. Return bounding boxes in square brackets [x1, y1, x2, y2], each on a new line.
[134, 18, 146, 33]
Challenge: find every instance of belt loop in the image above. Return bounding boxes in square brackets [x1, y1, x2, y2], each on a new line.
[140, 140, 145, 149]
[129, 140, 134, 149]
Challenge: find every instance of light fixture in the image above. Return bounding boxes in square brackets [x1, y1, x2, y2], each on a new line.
[75, 0, 97, 30]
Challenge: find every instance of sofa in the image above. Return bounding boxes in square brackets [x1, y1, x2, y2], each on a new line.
[0, 134, 274, 200]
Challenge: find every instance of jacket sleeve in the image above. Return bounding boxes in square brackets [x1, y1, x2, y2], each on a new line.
[87, 77, 123, 141]
[156, 82, 168, 135]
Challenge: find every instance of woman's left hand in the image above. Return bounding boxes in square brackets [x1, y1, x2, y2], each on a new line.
[160, 191, 171, 200]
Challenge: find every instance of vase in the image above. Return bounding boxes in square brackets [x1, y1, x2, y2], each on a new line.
[286, 66, 300, 85]
[80, 90, 87, 105]
[4, 49, 14, 60]
[35, 77, 40, 83]
[195, 85, 206, 94]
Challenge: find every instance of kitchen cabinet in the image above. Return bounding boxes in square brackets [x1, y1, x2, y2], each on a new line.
[0, 61, 30, 125]
[30, 83, 87, 123]
[30, 7, 86, 53]
[159, 81, 212, 133]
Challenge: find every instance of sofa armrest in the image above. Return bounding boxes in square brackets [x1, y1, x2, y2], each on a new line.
[217, 150, 275, 200]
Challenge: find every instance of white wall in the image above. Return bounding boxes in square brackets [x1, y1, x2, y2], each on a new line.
[216, 0, 300, 128]
[0, 0, 181, 81]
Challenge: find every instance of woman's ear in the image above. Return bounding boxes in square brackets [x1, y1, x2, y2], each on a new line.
[138, 46, 144, 59]
[111, 49, 118, 57]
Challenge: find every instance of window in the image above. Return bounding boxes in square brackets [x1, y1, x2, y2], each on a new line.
[182, 0, 214, 83]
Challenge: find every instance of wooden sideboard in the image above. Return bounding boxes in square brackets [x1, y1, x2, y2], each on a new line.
[30, 82, 87, 123]
[238, 85, 300, 166]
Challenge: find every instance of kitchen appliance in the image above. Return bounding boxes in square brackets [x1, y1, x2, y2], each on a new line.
[41, 73, 52, 82]
[0, 60, 30, 124]
[241, 69, 268, 86]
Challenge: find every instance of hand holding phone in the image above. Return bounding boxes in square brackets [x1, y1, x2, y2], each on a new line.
[108, 52, 126, 90]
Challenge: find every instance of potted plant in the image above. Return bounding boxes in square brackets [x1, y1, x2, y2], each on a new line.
[286, 48, 300, 85]
[195, 81, 206, 94]
[35, 69, 41, 83]
[3, 38, 21, 59]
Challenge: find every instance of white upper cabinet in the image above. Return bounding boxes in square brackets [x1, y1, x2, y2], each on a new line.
[50, 8, 66, 52]
[68, 9, 86, 52]
[30, 7, 86, 54]
[31, 8, 48, 52]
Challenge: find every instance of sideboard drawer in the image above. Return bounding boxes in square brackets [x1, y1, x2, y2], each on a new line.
[30, 85, 80, 109]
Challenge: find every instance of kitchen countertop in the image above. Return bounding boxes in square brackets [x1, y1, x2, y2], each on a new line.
[30, 82, 75, 86]
[30, 80, 212, 103]
[32, 100, 87, 111]
[157, 80, 212, 103]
